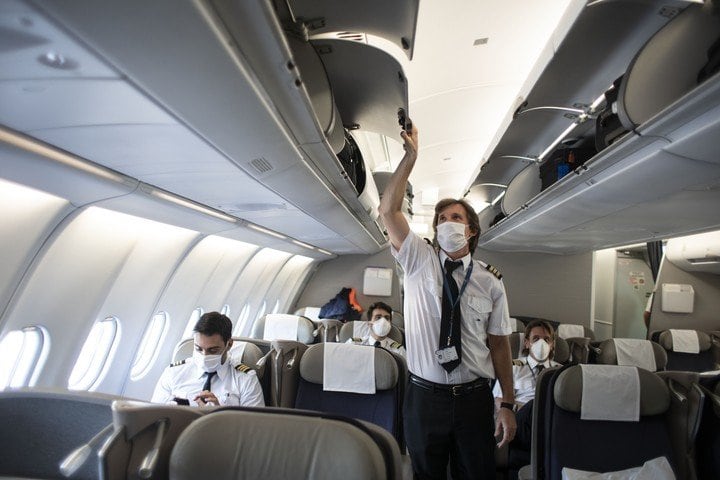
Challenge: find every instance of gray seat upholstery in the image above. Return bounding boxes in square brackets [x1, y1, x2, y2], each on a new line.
[264, 339, 309, 407]
[312, 318, 344, 342]
[168, 408, 402, 479]
[99, 400, 206, 480]
[173, 337, 265, 366]
[596, 338, 667, 371]
[0, 388, 116, 479]
[338, 320, 403, 345]
[250, 314, 316, 344]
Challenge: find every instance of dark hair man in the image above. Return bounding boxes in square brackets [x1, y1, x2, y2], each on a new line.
[151, 311, 264, 407]
[379, 121, 515, 479]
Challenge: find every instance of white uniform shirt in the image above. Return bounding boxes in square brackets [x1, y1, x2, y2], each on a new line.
[493, 355, 561, 406]
[392, 231, 511, 384]
[345, 335, 406, 357]
[151, 357, 265, 407]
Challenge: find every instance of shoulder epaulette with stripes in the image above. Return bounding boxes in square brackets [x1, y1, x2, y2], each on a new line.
[170, 359, 186, 367]
[512, 359, 526, 367]
[351, 337, 362, 343]
[390, 341, 402, 349]
[235, 363, 251, 373]
[485, 264, 503, 280]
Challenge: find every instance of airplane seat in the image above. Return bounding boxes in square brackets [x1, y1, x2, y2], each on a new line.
[553, 337, 570, 365]
[652, 329, 716, 372]
[530, 364, 681, 479]
[508, 332, 569, 364]
[293, 306, 322, 322]
[338, 320, 404, 345]
[0, 388, 116, 480]
[595, 338, 667, 371]
[250, 313, 316, 344]
[294, 343, 404, 447]
[694, 372, 720, 480]
[262, 340, 309, 408]
[557, 324, 594, 365]
[168, 407, 403, 480]
[311, 318, 344, 343]
[509, 331, 524, 359]
[556, 323, 595, 341]
[391, 310, 404, 330]
[99, 400, 206, 480]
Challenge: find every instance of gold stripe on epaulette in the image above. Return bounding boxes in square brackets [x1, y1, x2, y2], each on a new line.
[512, 359, 525, 367]
[485, 264, 503, 280]
[235, 363, 251, 373]
[352, 337, 362, 342]
[170, 359, 186, 367]
[390, 341, 402, 349]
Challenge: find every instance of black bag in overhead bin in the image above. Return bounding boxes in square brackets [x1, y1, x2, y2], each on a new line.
[595, 76, 628, 152]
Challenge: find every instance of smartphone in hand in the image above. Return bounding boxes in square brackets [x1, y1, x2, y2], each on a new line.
[172, 397, 190, 405]
[397, 108, 412, 133]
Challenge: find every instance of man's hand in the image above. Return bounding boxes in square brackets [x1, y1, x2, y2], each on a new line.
[194, 391, 219, 406]
[400, 122, 418, 160]
[495, 407, 517, 448]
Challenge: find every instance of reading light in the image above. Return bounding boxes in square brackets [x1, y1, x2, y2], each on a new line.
[247, 223, 288, 240]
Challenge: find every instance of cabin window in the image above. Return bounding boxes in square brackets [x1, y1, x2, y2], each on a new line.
[181, 307, 204, 339]
[234, 304, 250, 336]
[68, 316, 120, 391]
[0, 326, 49, 389]
[221, 304, 231, 317]
[130, 312, 169, 380]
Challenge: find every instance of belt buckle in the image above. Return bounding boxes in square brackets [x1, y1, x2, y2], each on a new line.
[451, 385, 462, 396]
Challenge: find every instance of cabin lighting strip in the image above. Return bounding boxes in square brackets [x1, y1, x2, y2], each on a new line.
[148, 188, 238, 223]
[247, 223, 288, 240]
[0, 126, 128, 184]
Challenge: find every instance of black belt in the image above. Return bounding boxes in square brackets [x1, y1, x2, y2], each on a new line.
[409, 374, 489, 397]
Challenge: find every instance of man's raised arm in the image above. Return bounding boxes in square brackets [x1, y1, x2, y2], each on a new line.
[378, 124, 419, 251]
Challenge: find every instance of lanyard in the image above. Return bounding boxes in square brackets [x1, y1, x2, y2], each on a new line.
[438, 255, 473, 346]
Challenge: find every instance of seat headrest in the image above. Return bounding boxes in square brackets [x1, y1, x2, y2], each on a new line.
[169, 410, 389, 480]
[658, 329, 712, 352]
[338, 321, 403, 344]
[554, 365, 670, 416]
[252, 314, 315, 344]
[299, 343, 399, 390]
[597, 339, 667, 371]
[553, 337, 570, 364]
[557, 324, 595, 340]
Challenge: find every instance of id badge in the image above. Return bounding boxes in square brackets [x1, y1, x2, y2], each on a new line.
[435, 346, 459, 364]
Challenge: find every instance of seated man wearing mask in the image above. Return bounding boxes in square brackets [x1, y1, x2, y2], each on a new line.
[151, 311, 265, 407]
[494, 320, 559, 470]
[346, 301, 405, 357]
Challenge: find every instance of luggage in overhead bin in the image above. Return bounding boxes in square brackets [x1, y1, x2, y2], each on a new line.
[540, 146, 596, 190]
[594, 76, 629, 151]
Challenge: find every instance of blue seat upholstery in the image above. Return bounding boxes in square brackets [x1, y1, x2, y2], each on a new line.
[532, 365, 679, 480]
[295, 343, 402, 446]
[652, 329, 716, 372]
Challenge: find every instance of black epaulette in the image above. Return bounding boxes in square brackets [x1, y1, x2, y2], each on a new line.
[512, 359, 526, 367]
[235, 363, 251, 373]
[351, 337, 362, 343]
[486, 264, 503, 280]
[423, 237, 433, 245]
[390, 341, 402, 349]
[170, 359, 186, 367]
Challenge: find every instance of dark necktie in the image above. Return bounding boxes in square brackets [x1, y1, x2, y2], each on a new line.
[439, 259, 463, 372]
[202, 371, 217, 392]
[536, 364, 545, 375]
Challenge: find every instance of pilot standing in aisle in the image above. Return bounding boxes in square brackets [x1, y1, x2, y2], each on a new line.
[151, 311, 265, 407]
[346, 301, 406, 357]
[379, 120, 516, 479]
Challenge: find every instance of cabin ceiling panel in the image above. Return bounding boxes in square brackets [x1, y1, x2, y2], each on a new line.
[0, 0, 117, 80]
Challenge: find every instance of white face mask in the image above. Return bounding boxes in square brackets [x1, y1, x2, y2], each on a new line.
[372, 318, 392, 337]
[530, 339, 551, 363]
[193, 350, 223, 372]
[436, 221, 469, 253]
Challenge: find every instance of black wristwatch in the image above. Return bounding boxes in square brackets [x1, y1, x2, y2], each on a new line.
[500, 402, 515, 411]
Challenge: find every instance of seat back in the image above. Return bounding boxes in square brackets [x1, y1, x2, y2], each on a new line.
[536, 365, 677, 479]
[596, 338, 667, 371]
[295, 343, 402, 445]
[99, 400, 205, 480]
[338, 320, 404, 344]
[312, 318, 344, 343]
[0, 388, 115, 479]
[294, 306, 322, 322]
[168, 407, 403, 480]
[695, 372, 720, 480]
[265, 339, 309, 407]
[653, 329, 716, 372]
[251, 314, 316, 344]
[556, 323, 595, 341]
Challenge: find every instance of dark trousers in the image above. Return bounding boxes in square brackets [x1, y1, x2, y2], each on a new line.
[404, 378, 495, 480]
